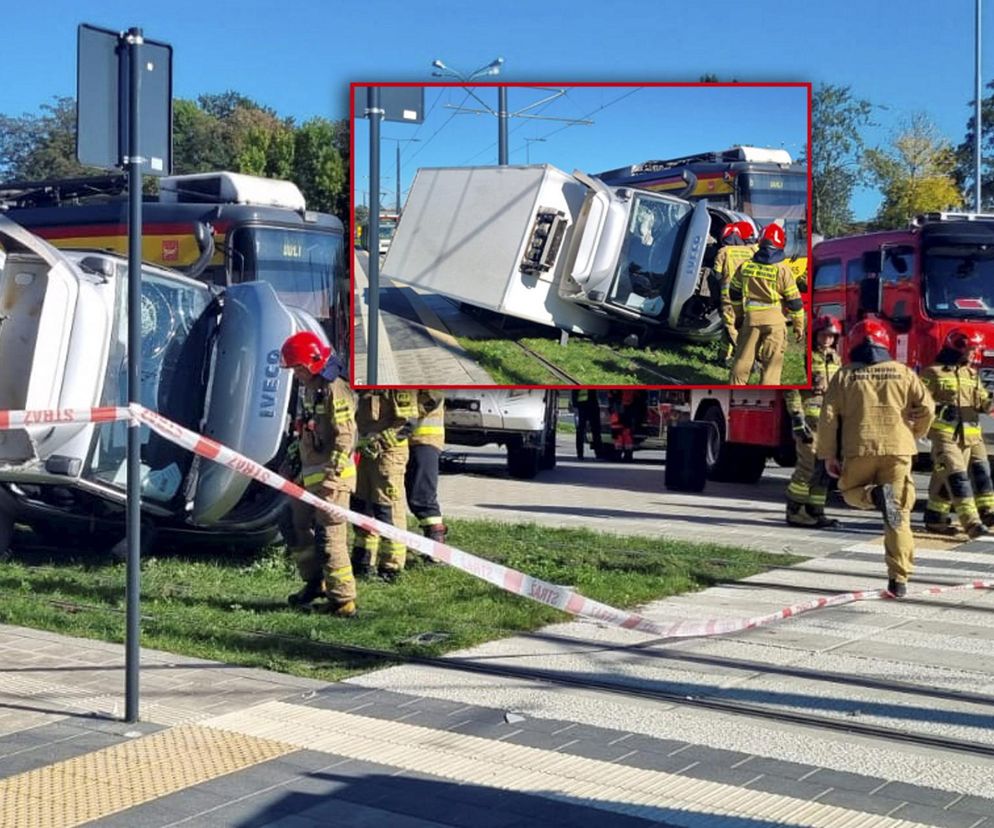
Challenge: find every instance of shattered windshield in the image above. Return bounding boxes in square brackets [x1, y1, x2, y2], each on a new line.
[84, 268, 214, 503]
[923, 244, 994, 319]
[609, 195, 692, 318]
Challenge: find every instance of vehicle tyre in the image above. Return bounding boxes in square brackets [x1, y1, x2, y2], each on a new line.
[696, 403, 768, 484]
[507, 437, 541, 479]
[664, 422, 709, 492]
[772, 443, 797, 468]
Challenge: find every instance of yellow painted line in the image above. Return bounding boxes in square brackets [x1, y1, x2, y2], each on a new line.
[0, 725, 295, 827]
[204, 702, 941, 828]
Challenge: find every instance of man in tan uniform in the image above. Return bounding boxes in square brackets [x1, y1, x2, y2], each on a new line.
[716, 221, 759, 364]
[353, 390, 418, 580]
[921, 327, 993, 537]
[785, 315, 842, 528]
[405, 390, 448, 543]
[279, 331, 358, 617]
[728, 222, 805, 385]
[818, 319, 934, 598]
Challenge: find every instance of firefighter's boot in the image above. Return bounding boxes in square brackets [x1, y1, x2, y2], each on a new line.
[924, 509, 960, 536]
[350, 547, 374, 579]
[315, 599, 358, 618]
[980, 510, 994, 528]
[967, 522, 990, 540]
[871, 484, 902, 530]
[886, 579, 907, 599]
[808, 506, 840, 529]
[425, 524, 448, 544]
[287, 579, 326, 608]
[786, 502, 818, 527]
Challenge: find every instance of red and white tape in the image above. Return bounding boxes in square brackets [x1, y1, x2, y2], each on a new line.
[3, 405, 993, 639]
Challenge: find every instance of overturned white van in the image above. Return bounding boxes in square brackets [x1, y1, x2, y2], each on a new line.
[0, 216, 324, 552]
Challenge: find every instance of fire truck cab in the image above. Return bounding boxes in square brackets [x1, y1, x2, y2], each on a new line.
[812, 213, 994, 386]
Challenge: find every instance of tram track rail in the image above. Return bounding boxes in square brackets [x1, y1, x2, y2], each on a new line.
[11, 588, 994, 762]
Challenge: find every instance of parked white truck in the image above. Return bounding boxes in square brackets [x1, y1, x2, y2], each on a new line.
[443, 389, 559, 479]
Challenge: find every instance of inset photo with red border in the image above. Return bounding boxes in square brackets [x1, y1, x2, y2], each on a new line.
[351, 82, 812, 391]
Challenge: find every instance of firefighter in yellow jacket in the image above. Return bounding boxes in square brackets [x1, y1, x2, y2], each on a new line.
[728, 222, 804, 385]
[921, 328, 993, 537]
[716, 221, 759, 363]
[353, 390, 418, 580]
[785, 315, 842, 528]
[817, 319, 934, 598]
[279, 332, 358, 617]
[405, 390, 448, 543]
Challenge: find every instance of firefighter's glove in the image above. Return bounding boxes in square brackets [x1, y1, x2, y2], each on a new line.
[356, 437, 382, 460]
[790, 413, 814, 444]
[793, 325, 804, 344]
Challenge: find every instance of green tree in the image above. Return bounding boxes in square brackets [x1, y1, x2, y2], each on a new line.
[955, 79, 994, 209]
[293, 118, 346, 215]
[866, 114, 961, 229]
[0, 97, 90, 181]
[811, 84, 874, 238]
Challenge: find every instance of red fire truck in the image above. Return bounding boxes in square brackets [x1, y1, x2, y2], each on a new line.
[588, 388, 796, 491]
[811, 212, 994, 385]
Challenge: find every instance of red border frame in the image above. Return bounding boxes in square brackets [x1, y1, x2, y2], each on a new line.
[349, 81, 814, 392]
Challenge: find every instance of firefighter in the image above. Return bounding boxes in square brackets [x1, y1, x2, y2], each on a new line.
[817, 319, 934, 598]
[608, 389, 637, 460]
[784, 315, 842, 528]
[921, 328, 993, 537]
[716, 221, 759, 364]
[405, 389, 448, 543]
[353, 390, 418, 581]
[728, 222, 805, 385]
[279, 331, 358, 617]
[571, 389, 603, 460]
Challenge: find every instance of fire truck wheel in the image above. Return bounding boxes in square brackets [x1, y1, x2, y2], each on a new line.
[710, 443, 767, 484]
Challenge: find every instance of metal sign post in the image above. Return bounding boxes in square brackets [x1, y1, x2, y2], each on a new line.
[77, 23, 172, 724]
[354, 86, 423, 385]
[367, 87, 382, 385]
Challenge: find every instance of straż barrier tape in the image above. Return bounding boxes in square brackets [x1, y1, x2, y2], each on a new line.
[3, 405, 993, 639]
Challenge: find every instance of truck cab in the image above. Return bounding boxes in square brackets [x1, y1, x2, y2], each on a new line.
[812, 213, 994, 384]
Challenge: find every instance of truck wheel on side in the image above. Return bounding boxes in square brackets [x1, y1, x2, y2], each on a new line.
[507, 437, 541, 479]
[664, 422, 709, 492]
[696, 403, 768, 484]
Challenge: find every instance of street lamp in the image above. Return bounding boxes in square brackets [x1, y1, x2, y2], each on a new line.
[524, 137, 546, 164]
[431, 56, 508, 164]
[384, 137, 420, 214]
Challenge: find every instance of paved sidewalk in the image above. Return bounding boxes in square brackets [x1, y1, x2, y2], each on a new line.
[4, 534, 994, 824]
[353, 250, 494, 386]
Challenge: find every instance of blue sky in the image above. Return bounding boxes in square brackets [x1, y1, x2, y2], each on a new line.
[352, 85, 807, 212]
[2, 0, 992, 219]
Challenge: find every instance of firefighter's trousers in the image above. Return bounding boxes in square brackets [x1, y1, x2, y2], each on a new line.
[927, 437, 982, 529]
[287, 478, 355, 607]
[405, 444, 442, 530]
[968, 443, 994, 517]
[354, 445, 409, 574]
[729, 320, 786, 385]
[785, 419, 830, 513]
[838, 455, 916, 583]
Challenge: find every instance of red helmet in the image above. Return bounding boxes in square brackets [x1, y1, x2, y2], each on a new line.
[280, 331, 332, 374]
[944, 327, 985, 361]
[848, 318, 892, 358]
[812, 315, 842, 337]
[721, 223, 743, 241]
[760, 222, 786, 249]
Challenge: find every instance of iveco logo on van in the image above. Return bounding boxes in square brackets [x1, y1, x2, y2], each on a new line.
[260, 349, 281, 418]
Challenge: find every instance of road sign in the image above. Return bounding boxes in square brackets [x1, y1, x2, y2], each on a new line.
[77, 23, 173, 175]
[353, 86, 424, 124]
